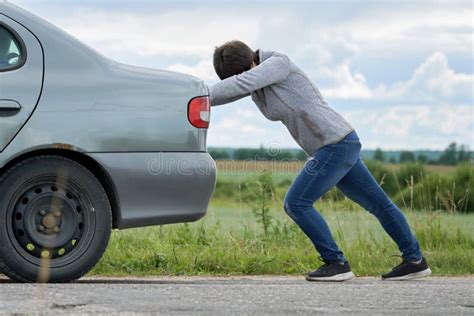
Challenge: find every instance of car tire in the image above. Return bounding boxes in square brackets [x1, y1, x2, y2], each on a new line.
[0, 155, 111, 283]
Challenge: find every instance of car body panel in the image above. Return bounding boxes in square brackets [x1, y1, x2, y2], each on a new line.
[0, 2, 216, 229]
[0, 14, 44, 150]
[89, 152, 216, 229]
[0, 60, 209, 159]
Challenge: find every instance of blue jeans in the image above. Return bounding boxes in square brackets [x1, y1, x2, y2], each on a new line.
[284, 131, 422, 263]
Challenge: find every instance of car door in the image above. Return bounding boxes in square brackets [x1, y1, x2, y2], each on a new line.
[0, 14, 43, 151]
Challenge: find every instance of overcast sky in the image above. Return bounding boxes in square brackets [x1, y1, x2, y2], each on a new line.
[10, 0, 474, 150]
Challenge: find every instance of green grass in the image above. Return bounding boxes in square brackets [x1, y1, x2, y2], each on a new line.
[92, 198, 474, 277]
[91, 163, 473, 277]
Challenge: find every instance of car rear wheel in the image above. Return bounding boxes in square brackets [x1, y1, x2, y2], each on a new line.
[0, 155, 111, 283]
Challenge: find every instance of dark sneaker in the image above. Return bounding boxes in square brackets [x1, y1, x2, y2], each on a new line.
[382, 257, 432, 281]
[306, 261, 355, 282]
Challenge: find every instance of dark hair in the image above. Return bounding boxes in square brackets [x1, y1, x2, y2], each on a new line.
[213, 40, 257, 80]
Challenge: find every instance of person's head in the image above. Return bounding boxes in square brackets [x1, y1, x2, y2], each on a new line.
[213, 40, 257, 80]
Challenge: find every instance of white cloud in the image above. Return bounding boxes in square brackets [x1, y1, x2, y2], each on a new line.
[167, 59, 216, 81]
[377, 52, 473, 102]
[321, 52, 473, 102]
[346, 104, 473, 150]
[345, 6, 473, 55]
[303, 4, 473, 101]
[32, 7, 261, 59]
[208, 106, 296, 148]
[320, 63, 373, 99]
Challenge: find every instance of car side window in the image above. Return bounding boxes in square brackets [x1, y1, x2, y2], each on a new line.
[0, 26, 24, 71]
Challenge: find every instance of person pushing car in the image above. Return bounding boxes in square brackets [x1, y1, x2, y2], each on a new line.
[209, 40, 432, 281]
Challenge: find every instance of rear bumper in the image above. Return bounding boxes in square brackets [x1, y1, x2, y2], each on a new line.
[87, 152, 216, 229]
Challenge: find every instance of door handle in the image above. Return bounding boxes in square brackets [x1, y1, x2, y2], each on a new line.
[0, 100, 21, 111]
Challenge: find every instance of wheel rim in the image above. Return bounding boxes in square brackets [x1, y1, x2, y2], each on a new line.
[7, 175, 96, 268]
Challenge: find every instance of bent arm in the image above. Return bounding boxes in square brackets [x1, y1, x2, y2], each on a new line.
[209, 53, 291, 106]
[210, 93, 250, 107]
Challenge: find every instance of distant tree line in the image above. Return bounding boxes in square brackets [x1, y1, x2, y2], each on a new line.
[209, 146, 307, 161]
[372, 142, 472, 165]
[209, 142, 472, 165]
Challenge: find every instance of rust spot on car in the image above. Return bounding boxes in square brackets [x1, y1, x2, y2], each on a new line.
[52, 143, 74, 150]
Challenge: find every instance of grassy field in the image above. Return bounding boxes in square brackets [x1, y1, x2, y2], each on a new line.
[93, 204, 474, 277]
[92, 162, 473, 277]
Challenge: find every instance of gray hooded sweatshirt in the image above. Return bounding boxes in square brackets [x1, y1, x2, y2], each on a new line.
[210, 50, 354, 155]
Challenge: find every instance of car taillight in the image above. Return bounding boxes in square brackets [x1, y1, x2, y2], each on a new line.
[188, 96, 210, 129]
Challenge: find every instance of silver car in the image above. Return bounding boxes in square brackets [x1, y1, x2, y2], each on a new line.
[0, 2, 216, 283]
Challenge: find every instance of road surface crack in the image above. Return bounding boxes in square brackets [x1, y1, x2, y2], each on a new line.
[51, 303, 87, 310]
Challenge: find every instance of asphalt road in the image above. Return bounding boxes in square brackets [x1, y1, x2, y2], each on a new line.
[0, 276, 473, 315]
